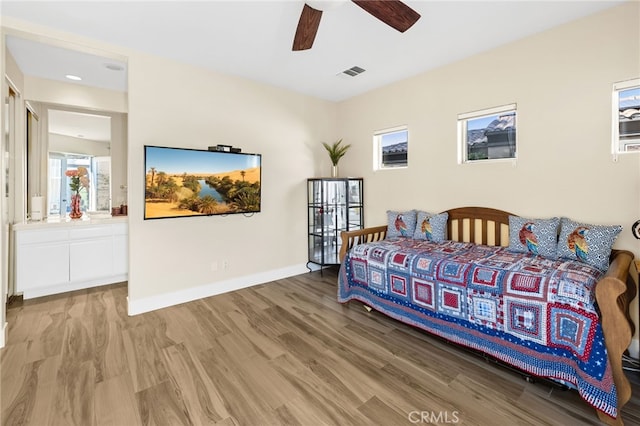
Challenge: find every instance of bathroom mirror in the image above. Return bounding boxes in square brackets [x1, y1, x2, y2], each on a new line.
[4, 33, 128, 219]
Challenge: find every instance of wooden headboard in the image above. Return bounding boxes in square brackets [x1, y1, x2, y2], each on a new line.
[339, 206, 514, 261]
[446, 206, 512, 247]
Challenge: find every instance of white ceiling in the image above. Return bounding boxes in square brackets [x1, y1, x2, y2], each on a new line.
[2, 0, 626, 102]
[6, 36, 127, 93]
[48, 109, 111, 143]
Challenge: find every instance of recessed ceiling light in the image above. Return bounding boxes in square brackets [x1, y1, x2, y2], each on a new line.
[65, 74, 82, 81]
[104, 63, 124, 71]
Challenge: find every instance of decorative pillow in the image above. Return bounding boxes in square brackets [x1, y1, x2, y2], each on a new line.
[386, 210, 417, 238]
[508, 215, 560, 259]
[556, 217, 622, 271]
[413, 211, 448, 242]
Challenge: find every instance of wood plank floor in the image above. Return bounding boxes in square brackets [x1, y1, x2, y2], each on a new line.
[2, 268, 639, 426]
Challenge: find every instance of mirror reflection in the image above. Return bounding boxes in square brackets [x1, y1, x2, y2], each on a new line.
[4, 33, 128, 220]
[47, 109, 111, 215]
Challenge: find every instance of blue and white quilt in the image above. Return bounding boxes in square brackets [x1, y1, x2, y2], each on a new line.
[338, 237, 618, 418]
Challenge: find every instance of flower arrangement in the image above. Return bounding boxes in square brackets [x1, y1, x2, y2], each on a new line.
[65, 166, 90, 195]
[65, 167, 89, 219]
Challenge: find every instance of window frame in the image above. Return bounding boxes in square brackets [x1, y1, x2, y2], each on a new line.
[373, 125, 409, 171]
[457, 103, 517, 164]
[612, 78, 640, 157]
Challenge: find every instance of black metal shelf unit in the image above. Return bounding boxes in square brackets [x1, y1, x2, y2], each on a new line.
[307, 178, 364, 269]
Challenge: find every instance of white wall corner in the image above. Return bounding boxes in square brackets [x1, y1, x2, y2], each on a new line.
[128, 263, 311, 316]
[0, 321, 7, 349]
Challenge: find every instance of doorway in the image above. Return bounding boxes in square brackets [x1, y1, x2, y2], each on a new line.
[2, 84, 17, 320]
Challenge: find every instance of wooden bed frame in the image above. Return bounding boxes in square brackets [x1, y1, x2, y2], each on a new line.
[339, 206, 637, 425]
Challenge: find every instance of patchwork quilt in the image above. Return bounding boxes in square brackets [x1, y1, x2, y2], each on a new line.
[338, 238, 618, 418]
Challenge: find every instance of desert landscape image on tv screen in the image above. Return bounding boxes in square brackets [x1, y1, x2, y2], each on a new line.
[144, 145, 261, 219]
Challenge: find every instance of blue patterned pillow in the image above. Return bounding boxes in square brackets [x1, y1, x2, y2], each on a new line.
[413, 211, 448, 242]
[386, 210, 417, 238]
[508, 215, 560, 259]
[556, 217, 622, 271]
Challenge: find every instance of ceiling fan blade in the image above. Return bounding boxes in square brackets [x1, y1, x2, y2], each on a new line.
[351, 0, 420, 33]
[292, 4, 323, 51]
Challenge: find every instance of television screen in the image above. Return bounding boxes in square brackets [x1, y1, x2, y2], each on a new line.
[144, 145, 261, 219]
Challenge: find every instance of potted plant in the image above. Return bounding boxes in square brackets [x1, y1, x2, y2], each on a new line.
[322, 139, 351, 177]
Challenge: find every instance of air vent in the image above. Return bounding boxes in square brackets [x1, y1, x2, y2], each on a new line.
[104, 63, 124, 71]
[341, 66, 366, 77]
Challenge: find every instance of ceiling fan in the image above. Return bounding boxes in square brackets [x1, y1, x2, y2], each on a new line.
[292, 0, 421, 51]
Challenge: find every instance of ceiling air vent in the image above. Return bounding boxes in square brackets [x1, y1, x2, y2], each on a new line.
[341, 66, 366, 77]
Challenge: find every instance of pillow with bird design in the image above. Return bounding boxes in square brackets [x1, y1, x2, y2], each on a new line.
[386, 210, 417, 238]
[507, 215, 560, 259]
[556, 217, 622, 271]
[413, 211, 448, 242]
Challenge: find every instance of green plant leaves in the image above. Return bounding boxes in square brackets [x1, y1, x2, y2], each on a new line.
[322, 139, 351, 166]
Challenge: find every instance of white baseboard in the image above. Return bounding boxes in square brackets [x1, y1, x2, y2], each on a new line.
[0, 321, 7, 349]
[21, 274, 128, 300]
[128, 264, 310, 316]
[307, 263, 322, 272]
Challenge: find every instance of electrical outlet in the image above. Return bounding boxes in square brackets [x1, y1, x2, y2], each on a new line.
[211, 261, 218, 272]
[222, 260, 229, 270]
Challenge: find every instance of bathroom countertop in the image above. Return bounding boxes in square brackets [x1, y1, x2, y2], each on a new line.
[13, 215, 128, 231]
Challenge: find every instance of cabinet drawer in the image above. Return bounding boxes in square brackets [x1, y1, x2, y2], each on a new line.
[70, 226, 113, 240]
[17, 229, 69, 245]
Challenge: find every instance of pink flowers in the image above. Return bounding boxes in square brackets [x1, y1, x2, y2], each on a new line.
[66, 166, 89, 194]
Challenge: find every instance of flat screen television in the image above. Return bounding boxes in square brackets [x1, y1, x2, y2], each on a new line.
[144, 145, 261, 219]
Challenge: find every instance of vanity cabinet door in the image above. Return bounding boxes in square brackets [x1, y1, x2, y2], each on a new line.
[17, 241, 70, 291]
[69, 226, 114, 282]
[69, 239, 113, 282]
[15, 228, 71, 292]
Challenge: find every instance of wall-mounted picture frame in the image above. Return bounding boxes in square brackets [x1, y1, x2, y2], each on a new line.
[144, 145, 261, 219]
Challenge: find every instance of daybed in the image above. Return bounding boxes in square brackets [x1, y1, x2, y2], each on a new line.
[338, 207, 637, 425]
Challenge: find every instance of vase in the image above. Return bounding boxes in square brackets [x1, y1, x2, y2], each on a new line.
[331, 164, 339, 178]
[69, 193, 83, 219]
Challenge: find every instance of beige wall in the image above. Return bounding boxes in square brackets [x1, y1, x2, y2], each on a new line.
[127, 51, 337, 302]
[5, 47, 23, 89]
[1, 19, 338, 310]
[1, 4, 638, 350]
[337, 2, 640, 259]
[336, 2, 640, 355]
[111, 112, 127, 207]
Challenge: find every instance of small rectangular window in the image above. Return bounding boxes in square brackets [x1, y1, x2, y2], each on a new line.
[612, 79, 640, 154]
[373, 126, 408, 170]
[458, 104, 517, 163]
